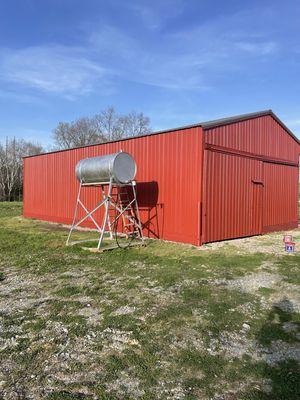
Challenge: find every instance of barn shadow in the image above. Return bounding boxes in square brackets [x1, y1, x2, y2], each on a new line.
[245, 298, 300, 399]
[135, 181, 163, 239]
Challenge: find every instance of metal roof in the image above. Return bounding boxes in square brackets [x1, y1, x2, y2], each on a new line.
[202, 110, 273, 128]
[23, 109, 299, 158]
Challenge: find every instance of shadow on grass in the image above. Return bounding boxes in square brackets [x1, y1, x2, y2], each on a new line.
[244, 298, 300, 400]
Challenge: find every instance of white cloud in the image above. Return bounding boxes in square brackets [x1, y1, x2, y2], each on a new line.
[89, 12, 279, 92]
[127, 0, 185, 30]
[0, 6, 281, 98]
[0, 45, 112, 98]
[89, 27, 137, 61]
[0, 88, 44, 104]
[235, 41, 278, 55]
[89, 26, 210, 90]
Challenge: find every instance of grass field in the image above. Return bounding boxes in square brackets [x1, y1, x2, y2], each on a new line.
[0, 202, 299, 399]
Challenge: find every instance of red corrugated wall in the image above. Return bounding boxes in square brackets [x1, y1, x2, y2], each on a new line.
[205, 115, 299, 162]
[23, 127, 203, 246]
[263, 163, 299, 233]
[202, 115, 299, 243]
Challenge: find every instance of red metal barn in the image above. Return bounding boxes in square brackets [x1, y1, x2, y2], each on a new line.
[23, 110, 299, 246]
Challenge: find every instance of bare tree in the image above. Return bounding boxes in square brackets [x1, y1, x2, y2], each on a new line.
[0, 138, 44, 201]
[52, 122, 71, 149]
[0, 138, 19, 201]
[94, 107, 123, 141]
[21, 141, 44, 157]
[95, 107, 151, 140]
[53, 118, 103, 149]
[119, 111, 151, 137]
[53, 107, 151, 150]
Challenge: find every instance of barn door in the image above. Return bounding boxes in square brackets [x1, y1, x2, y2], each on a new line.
[202, 151, 263, 243]
[262, 162, 299, 232]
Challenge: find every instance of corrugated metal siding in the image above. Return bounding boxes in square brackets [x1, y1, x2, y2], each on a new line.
[23, 127, 203, 246]
[263, 163, 299, 232]
[205, 115, 299, 163]
[202, 151, 263, 243]
[203, 114, 299, 243]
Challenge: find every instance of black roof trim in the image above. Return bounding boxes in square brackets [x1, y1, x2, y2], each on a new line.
[23, 123, 202, 158]
[23, 109, 299, 158]
[202, 109, 300, 144]
[201, 109, 272, 128]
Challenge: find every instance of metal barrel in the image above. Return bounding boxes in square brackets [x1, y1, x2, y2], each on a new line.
[75, 151, 136, 184]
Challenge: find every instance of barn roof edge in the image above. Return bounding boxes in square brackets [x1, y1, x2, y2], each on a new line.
[23, 110, 299, 159]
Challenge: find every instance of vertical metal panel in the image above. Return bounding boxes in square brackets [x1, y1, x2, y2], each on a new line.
[23, 127, 203, 246]
[252, 179, 263, 235]
[205, 115, 299, 163]
[263, 163, 299, 232]
[203, 150, 263, 243]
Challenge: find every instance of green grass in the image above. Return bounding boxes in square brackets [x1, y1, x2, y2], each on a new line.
[46, 392, 94, 399]
[54, 285, 85, 297]
[256, 306, 300, 345]
[258, 287, 276, 296]
[276, 255, 300, 285]
[0, 202, 299, 399]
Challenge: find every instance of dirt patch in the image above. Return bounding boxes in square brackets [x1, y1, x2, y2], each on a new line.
[171, 327, 205, 352]
[263, 340, 300, 365]
[106, 371, 144, 398]
[282, 322, 299, 333]
[138, 285, 180, 319]
[270, 283, 300, 313]
[78, 305, 103, 325]
[217, 272, 282, 294]
[212, 378, 272, 400]
[152, 380, 185, 400]
[128, 261, 147, 269]
[98, 328, 140, 354]
[111, 305, 136, 316]
[0, 273, 53, 314]
[216, 270, 300, 314]
[202, 229, 300, 255]
[208, 330, 300, 366]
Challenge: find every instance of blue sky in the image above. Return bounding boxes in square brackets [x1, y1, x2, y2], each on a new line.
[0, 0, 299, 147]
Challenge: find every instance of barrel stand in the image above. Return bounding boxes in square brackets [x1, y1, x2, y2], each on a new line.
[66, 178, 144, 251]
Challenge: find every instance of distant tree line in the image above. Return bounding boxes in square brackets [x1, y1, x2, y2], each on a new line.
[1, 106, 151, 201]
[0, 138, 44, 201]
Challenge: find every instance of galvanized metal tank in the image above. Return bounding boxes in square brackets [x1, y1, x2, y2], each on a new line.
[75, 151, 136, 184]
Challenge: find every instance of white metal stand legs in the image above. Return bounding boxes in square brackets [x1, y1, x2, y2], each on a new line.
[66, 179, 144, 251]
